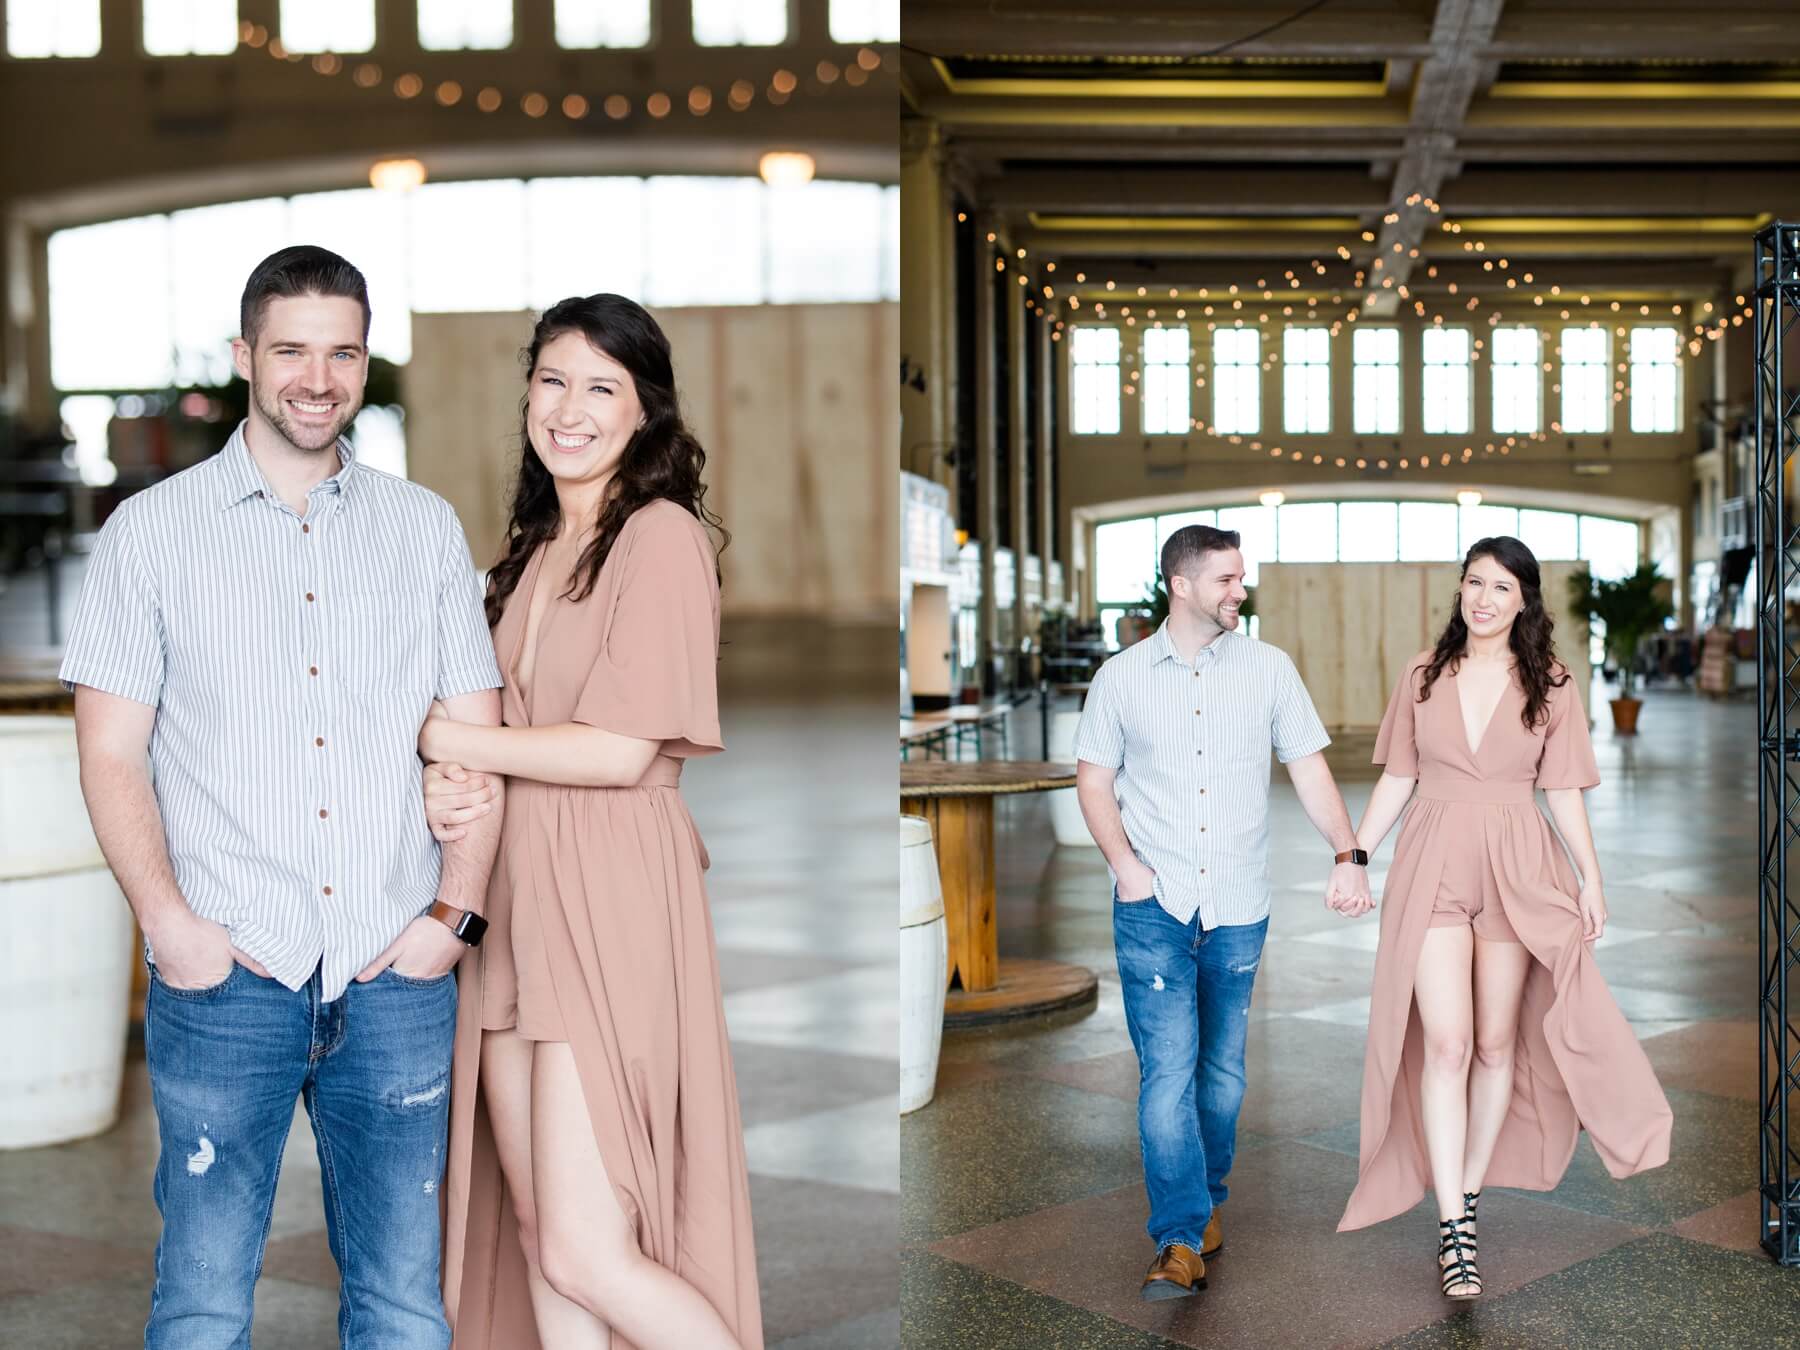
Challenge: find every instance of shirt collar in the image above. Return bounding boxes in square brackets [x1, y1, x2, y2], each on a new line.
[216, 420, 357, 510]
[1147, 619, 1235, 667]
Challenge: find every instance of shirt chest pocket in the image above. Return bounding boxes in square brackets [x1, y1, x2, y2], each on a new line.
[330, 589, 433, 693]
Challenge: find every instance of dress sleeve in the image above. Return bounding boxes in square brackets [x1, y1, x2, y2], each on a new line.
[1372, 661, 1422, 777]
[571, 506, 723, 758]
[1535, 674, 1600, 790]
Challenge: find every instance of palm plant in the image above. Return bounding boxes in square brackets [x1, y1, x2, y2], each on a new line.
[1566, 563, 1674, 699]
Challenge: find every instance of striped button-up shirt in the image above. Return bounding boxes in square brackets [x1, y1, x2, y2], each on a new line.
[1073, 622, 1330, 929]
[60, 423, 502, 1001]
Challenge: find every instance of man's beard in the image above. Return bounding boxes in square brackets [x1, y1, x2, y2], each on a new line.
[1196, 596, 1240, 630]
[251, 380, 359, 453]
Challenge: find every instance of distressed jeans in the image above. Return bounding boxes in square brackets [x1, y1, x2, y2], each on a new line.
[1113, 897, 1268, 1253]
[143, 960, 456, 1349]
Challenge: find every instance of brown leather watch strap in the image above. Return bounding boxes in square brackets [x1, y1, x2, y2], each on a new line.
[429, 900, 466, 929]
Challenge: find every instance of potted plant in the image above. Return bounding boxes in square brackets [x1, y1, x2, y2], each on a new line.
[1567, 563, 1674, 734]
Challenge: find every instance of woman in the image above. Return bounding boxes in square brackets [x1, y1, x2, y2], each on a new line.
[423, 295, 759, 1348]
[1336, 536, 1670, 1297]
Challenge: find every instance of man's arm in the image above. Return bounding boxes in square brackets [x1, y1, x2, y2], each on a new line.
[432, 688, 504, 914]
[1283, 751, 1372, 915]
[73, 686, 241, 987]
[1075, 760, 1157, 900]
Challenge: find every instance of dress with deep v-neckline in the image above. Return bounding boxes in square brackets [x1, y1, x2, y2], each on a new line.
[1338, 648, 1671, 1233]
[1451, 660, 1514, 761]
[441, 502, 763, 1349]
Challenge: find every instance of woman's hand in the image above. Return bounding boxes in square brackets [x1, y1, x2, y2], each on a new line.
[1577, 880, 1608, 943]
[422, 760, 496, 842]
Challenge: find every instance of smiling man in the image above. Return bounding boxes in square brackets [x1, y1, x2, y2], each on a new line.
[1074, 523, 1372, 1301]
[61, 246, 505, 1348]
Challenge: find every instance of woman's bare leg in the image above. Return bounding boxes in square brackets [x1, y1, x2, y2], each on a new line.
[530, 1040, 743, 1350]
[480, 1028, 610, 1347]
[1461, 937, 1534, 1209]
[1414, 924, 1478, 1293]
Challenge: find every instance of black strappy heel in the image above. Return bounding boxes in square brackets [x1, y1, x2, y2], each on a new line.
[1464, 1190, 1481, 1229]
[1438, 1214, 1482, 1298]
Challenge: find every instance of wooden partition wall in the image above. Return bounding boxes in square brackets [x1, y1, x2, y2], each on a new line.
[1255, 562, 1593, 731]
[405, 302, 898, 622]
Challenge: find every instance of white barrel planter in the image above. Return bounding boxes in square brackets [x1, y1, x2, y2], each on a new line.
[899, 816, 948, 1114]
[1049, 710, 1096, 848]
[0, 716, 133, 1149]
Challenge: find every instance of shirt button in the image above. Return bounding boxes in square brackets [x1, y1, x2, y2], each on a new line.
[302, 523, 311, 533]
[309, 666, 319, 676]
[314, 737, 324, 747]
[318, 808, 328, 819]
[322, 885, 332, 896]
[305, 592, 315, 602]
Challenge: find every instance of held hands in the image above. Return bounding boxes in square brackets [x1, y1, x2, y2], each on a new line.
[1326, 860, 1375, 919]
[1577, 880, 1608, 943]
[423, 761, 498, 842]
[355, 915, 466, 983]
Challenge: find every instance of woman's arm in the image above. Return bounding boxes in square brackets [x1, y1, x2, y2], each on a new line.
[1544, 786, 1607, 940]
[420, 712, 662, 789]
[1355, 771, 1417, 855]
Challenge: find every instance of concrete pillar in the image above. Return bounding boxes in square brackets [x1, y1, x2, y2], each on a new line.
[974, 214, 999, 692]
[1007, 259, 1029, 658]
[1036, 314, 1055, 604]
[900, 120, 950, 487]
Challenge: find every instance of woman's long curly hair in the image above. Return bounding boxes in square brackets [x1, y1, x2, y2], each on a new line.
[1417, 535, 1569, 732]
[484, 294, 726, 628]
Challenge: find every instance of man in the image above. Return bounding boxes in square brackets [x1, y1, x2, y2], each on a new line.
[1073, 523, 1373, 1301]
[62, 245, 505, 1348]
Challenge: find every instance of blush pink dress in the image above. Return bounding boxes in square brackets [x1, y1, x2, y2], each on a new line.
[1338, 652, 1672, 1232]
[441, 500, 762, 1348]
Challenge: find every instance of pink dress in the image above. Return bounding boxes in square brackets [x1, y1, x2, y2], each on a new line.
[1338, 653, 1672, 1232]
[441, 501, 762, 1347]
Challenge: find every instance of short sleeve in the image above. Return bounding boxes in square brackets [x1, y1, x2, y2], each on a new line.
[433, 501, 504, 700]
[1071, 662, 1124, 769]
[1373, 660, 1423, 777]
[59, 505, 165, 706]
[1271, 652, 1331, 763]
[572, 505, 722, 758]
[1535, 674, 1600, 791]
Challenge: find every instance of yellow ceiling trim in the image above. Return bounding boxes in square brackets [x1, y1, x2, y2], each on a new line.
[930, 56, 1388, 100]
[1490, 80, 1800, 100]
[1446, 215, 1771, 234]
[1030, 214, 1362, 233]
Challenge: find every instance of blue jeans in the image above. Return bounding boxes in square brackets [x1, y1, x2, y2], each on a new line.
[1113, 897, 1268, 1252]
[143, 960, 457, 1349]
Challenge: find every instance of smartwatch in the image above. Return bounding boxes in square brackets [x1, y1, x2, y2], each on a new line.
[429, 900, 489, 947]
[1334, 848, 1370, 866]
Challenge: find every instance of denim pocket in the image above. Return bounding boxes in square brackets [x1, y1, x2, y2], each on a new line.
[150, 961, 240, 1000]
[384, 966, 454, 989]
[1113, 885, 1157, 906]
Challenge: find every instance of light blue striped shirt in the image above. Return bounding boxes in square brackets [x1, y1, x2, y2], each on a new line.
[1073, 623, 1330, 929]
[60, 423, 502, 1001]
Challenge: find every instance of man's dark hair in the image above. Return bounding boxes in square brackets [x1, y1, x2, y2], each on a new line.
[239, 245, 370, 349]
[1160, 524, 1242, 584]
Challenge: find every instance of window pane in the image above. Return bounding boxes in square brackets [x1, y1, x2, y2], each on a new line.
[693, 0, 787, 45]
[1458, 503, 1519, 553]
[1095, 518, 1157, 604]
[1420, 326, 1471, 434]
[1629, 325, 1680, 434]
[1352, 326, 1400, 434]
[170, 198, 295, 384]
[526, 178, 647, 309]
[1155, 510, 1216, 555]
[9, 0, 101, 57]
[418, 0, 512, 50]
[409, 180, 529, 312]
[50, 217, 175, 390]
[767, 180, 884, 302]
[830, 0, 898, 41]
[1560, 325, 1610, 434]
[1338, 501, 1398, 561]
[645, 177, 766, 306]
[1398, 501, 1458, 561]
[281, 0, 375, 52]
[1282, 326, 1330, 433]
[1579, 515, 1639, 581]
[1491, 325, 1542, 434]
[1215, 505, 1273, 585]
[1142, 326, 1190, 435]
[1070, 326, 1121, 435]
[1211, 327, 1260, 435]
[1277, 502, 1337, 562]
[1517, 508, 1577, 560]
[555, 0, 651, 47]
[143, 0, 237, 55]
[288, 188, 412, 363]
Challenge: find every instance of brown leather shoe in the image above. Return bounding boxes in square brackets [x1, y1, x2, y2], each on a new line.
[1201, 1210, 1223, 1259]
[1141, 1243, 1206, 1300]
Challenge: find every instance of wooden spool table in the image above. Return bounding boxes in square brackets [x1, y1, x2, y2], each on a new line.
[900, 760, 1098, 1026]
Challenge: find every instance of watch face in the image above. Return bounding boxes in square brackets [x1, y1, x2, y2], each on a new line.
[457, 912, 490, 945]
